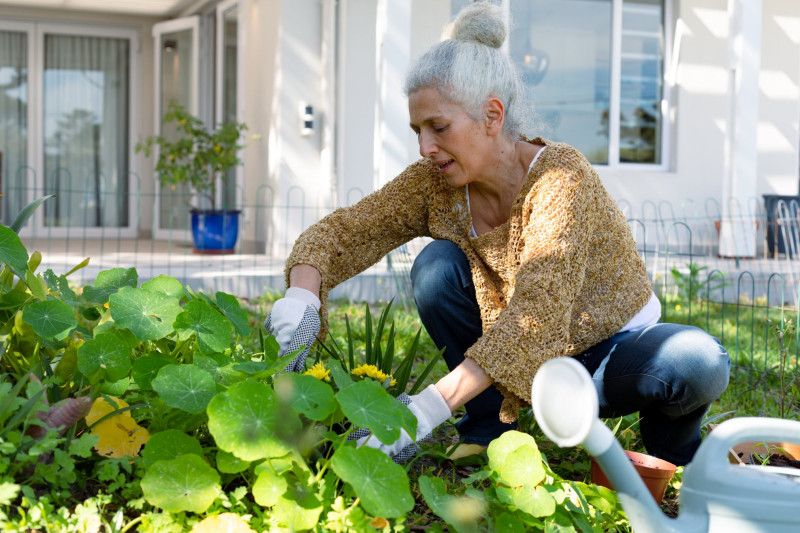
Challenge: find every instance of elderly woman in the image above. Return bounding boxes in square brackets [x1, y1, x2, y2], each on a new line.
[266, 1, 730, 466]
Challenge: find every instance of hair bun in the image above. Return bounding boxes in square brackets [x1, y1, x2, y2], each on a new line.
[448, 2, 507, 49]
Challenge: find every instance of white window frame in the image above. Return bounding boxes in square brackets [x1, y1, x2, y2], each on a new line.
[151, 15, 200, 242]
[0, 20, 35, 227]
[1, 20, 140, 238]
[215, 0, 245, 209]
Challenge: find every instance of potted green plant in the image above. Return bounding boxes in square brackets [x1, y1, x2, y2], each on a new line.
[136, 100, 247, 253]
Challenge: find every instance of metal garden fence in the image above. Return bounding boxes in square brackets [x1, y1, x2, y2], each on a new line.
[3, 166, 800, 405]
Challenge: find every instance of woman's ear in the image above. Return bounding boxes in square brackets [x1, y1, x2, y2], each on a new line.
[484, 97, 505, 136]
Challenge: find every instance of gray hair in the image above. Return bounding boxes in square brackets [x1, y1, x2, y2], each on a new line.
[404, 1, 530, 139]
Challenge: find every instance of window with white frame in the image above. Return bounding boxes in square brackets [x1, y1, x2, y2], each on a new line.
[0, 23, 136, 231]
[451, 0, 668, 167]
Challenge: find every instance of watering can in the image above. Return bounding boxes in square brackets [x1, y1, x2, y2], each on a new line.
[531, 357, 800, 533]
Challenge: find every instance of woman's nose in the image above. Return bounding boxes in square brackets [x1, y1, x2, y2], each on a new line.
[418, 131, 437, 158]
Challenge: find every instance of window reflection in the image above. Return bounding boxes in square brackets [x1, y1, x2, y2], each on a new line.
[620, 0, 663, 164]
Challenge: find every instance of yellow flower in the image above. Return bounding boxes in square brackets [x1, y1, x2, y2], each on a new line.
[351, 364, 396, 386]
[304, 362, 330, 382]
[675, 304, 681, 311]
[213, 144, 221, 152]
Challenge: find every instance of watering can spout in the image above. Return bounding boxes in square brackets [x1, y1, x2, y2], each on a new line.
[531, 358, 705, 533]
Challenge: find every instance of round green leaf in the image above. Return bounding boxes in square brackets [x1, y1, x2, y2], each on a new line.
[274, 374, 335, 421]
[215, 292, 251, 337]
[83, 267, 138, 304]
[141, 454, 220, 513]
[330, 445, 413, 518]
[174, 300, 231, 354]
[272, 491, 323, 531]
[335, 379, 416, 445]
[141, 275, 185, 300]
[141, 429, 204, 467]
[109, 286, 181, 341]
[497, 483, 556, 518]
[252, 468, 287, 507]
[207, 381, 299, 461]
[194, 354, 245, 386]
[132, 355, 175, 390]
[22, 299, 77, 340]
[152, 364, 217, 414]
[77, 333, 132, 382]
[488, 431, 545, 488]
[99, 376, 130, 396]
[419, 475, 486, 531]
[0, 224, 28, 272]
[498, 444, 546, 489]
[215, 450, 250, 474]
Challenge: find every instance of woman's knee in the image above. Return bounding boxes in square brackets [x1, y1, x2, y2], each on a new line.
[663, 326, 730, 403]
[411, 240, 471, 304]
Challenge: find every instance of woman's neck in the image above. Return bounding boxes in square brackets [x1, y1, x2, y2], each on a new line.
[469, 140, 541, 226]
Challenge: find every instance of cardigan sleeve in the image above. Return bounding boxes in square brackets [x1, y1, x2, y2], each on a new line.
[285, 159, 433, 310]
[464, 153, 600, 418]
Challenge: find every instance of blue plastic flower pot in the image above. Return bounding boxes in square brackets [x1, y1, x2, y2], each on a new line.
[190, 209, 240, 253]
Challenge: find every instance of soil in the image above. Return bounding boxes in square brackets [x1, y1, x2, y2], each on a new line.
[762, 453, 800, 469]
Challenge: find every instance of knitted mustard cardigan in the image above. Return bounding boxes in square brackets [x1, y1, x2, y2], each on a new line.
[286, 138, 652, 422]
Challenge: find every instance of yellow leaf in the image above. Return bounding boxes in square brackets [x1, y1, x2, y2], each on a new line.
[85, 396, 150, 458]
[370, 516, 390, 528]
[190, 513, 256, 533]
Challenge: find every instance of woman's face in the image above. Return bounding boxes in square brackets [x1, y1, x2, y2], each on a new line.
[408, 87, 490, 187]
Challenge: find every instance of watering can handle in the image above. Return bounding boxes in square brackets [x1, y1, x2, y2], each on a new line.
[691, 417, 800, 471]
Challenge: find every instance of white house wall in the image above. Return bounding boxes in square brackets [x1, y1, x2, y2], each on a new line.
[758, 0, 800, 197]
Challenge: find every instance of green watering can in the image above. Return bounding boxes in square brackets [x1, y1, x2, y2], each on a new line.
[531, 357, 800, 533]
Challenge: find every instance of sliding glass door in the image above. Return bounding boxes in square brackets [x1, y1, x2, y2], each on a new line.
[216, 0, 242, 211]
[152, 17, 199, 239]
[42, 32, 131, 228]
[0, 22, 137, 235]
[0, 25, 31, 226]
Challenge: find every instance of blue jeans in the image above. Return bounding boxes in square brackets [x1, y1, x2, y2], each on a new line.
[411, 240, 730, 465]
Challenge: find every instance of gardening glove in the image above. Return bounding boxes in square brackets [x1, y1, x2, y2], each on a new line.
[264, 287, 321, 373]
[353, 385, 451, 463]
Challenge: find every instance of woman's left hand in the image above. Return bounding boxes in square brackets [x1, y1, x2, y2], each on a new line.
[356, 384, 451, 462]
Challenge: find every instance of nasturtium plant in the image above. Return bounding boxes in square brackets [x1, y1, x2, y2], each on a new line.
[109, 286, 182, 341]
[273, 373, 336, 422]
[335, 379, 416, 446]
[488, 430, 546, 487]
[207, 380, 299, 461]
[151, 364, 217, 414]
[252, 467, 288, 507]
[141, 453, 221, 513]
[418, 476, 486, 533]
[190, 513, 255, 533]
[330, 445, 414, 519]
[140, 429, 204, 467]
[215, 291, 251, 337]
[0, 224, 28, 274]
[83, 267, 138, 305]
[174, 299, 231, 354]
[132, 355, 175, 390]
[141, 275, 186, 301]
[215, 450, 250, 474]
[77, 333, 132, 382]
[22, 299, 77, 341]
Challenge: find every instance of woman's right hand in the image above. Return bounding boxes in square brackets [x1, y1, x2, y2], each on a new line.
[264, 286, 321, 372]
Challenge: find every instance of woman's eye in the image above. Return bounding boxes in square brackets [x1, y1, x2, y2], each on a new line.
[434, 125, 448, 133]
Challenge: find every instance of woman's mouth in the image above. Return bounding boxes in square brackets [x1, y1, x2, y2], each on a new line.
[436, 160, 454, 173]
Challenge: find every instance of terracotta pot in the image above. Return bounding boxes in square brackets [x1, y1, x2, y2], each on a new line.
[591, 450, 677, 504]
